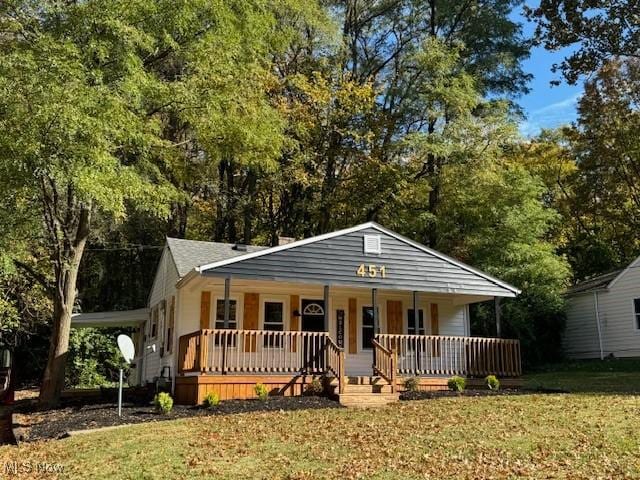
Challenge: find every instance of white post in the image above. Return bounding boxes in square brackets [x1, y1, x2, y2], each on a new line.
[118, 368, 123, 417]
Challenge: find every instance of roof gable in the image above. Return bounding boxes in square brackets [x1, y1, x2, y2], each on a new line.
[198, 223, 519, 297]
[565, 269, 624, 296]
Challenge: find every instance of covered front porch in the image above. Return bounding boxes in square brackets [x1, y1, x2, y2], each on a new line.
[175, 327, 521, 404]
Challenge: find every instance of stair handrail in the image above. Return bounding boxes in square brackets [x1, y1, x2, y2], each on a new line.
[325, 336, 345, 395]
[372, 339, 396, 393]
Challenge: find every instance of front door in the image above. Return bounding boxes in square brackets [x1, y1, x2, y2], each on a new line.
[301, 299, 325, 331]
[301, 299, 325, 371]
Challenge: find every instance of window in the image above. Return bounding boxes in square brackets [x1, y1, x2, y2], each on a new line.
[151, 306, 158, 338]
[362, 306, 376, 349]
[166, 297, 175, 353]
[634, 298, 640, 330]
[407, 309, 425, 335]
[215, 299, 237, 330]
[363, 234, 381, 254]
[264, 301, 284, 347]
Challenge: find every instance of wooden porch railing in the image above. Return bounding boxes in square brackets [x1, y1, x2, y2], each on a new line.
[179, 329, 344, 380]
[375, 334, 522, 377]
[372, 339, 397, 393]
[325, 337, 345, 394]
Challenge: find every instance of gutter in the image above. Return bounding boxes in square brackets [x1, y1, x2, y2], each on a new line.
[593, 291, 604, 360]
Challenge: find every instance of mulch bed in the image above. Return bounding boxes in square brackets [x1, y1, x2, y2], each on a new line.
[12, 395, 340, 443]
[12, 388, 540, 442]
[400, 388, 526, 401]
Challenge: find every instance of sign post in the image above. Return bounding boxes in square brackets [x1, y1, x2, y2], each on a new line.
[116, 335, 135, 418]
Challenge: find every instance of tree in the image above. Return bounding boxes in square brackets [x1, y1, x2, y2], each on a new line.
[562, 59, 640, 278]
[0, 0, 285, 407]
[437, 151, 571, 365]
[526, 0, 640, 83]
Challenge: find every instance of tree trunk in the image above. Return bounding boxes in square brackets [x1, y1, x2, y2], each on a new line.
[38, 205, 91, 408]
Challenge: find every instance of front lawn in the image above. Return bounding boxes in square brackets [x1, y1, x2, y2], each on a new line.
[524, 358, 640, 393]
[1, 392, 639, 479]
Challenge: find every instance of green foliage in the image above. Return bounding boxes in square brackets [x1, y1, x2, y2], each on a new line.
[305, 378, 324, 396]
[526, 0, 639, 83]
[404, 377, 420, 393]
[66, 328, 129, 388]
[447, 376, 466, 392]
[153, 392, 174, 415]
[203, 392, 220, 409]
[485, 375, 500, 391]
[254, 383, 269, 401]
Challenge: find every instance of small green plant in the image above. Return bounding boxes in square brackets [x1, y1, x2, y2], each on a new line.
[203, 392, 220, 408]
[485, 375, 500, 391]
[254, 383, 269, 401]
[305, 377, 324, 396]
[153, 392, 174, 414]
[404, 376, 420, 392]
[447, 376, 466, 392]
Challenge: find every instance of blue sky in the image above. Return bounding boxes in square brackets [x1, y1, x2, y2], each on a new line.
[511, 3, 582, 137]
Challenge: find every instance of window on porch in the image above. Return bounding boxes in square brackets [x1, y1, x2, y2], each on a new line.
[214, 299, 238, 346]
[362, 306, 376, 350]
[264, 301, 284, 347]
[215, 299, 237, 330]
[407, 309, 425, 335]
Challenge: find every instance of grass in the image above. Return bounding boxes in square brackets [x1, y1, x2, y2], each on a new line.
[2, 360, 639, 479]
[523, 357, 640, 393]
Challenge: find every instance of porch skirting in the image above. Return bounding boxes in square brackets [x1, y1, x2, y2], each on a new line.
[174, 374, 319, 405]
[174, 374, 523, 405]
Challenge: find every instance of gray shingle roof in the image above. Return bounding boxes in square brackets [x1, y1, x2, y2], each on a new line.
[166, 237, 268, 277]
[565, 269, 623, 295]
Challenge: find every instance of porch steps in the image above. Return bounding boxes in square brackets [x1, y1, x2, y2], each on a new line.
[329, 376, 399, 408]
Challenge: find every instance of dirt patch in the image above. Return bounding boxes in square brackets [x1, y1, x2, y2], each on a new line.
[13, 395, 340, 442]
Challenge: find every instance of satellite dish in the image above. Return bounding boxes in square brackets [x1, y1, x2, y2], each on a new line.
[117, 334, 135, 364]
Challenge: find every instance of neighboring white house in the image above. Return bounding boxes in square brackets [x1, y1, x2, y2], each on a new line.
[564, 257, 640, 359]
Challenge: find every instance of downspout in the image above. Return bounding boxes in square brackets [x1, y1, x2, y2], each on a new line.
[593, 291, 604, 360]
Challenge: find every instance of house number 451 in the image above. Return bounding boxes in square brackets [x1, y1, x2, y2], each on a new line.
[356, 264, 387, 278]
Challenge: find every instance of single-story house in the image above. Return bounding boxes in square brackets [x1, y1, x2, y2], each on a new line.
[72, 222, 522, 406]
[564, 256, 640, 359]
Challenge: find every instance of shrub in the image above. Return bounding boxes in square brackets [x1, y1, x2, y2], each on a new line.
[153, 392, 173, 414]
[447, 376, 466, 392]
[404, 377, 420, 392]
[485, 375, 500, 391]
[254, 383, 269, 401]
[305, 377, 324, 396]
[203, 392, 220, 408]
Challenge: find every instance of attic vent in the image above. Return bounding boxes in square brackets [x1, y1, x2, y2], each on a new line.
[363, 234, 381, 254]
[232, 243, 248, 252]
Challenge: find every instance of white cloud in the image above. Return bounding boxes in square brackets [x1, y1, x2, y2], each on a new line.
[519, 92, 581, 137]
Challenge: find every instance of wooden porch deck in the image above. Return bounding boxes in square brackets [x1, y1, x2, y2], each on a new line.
[175, 329, 522, 405]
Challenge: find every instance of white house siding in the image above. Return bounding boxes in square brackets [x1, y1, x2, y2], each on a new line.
[175, 278, 474, 377]
[597, 266, 640, 357]
[142, 247, 180, 383]
[563, 293, 601, 359]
